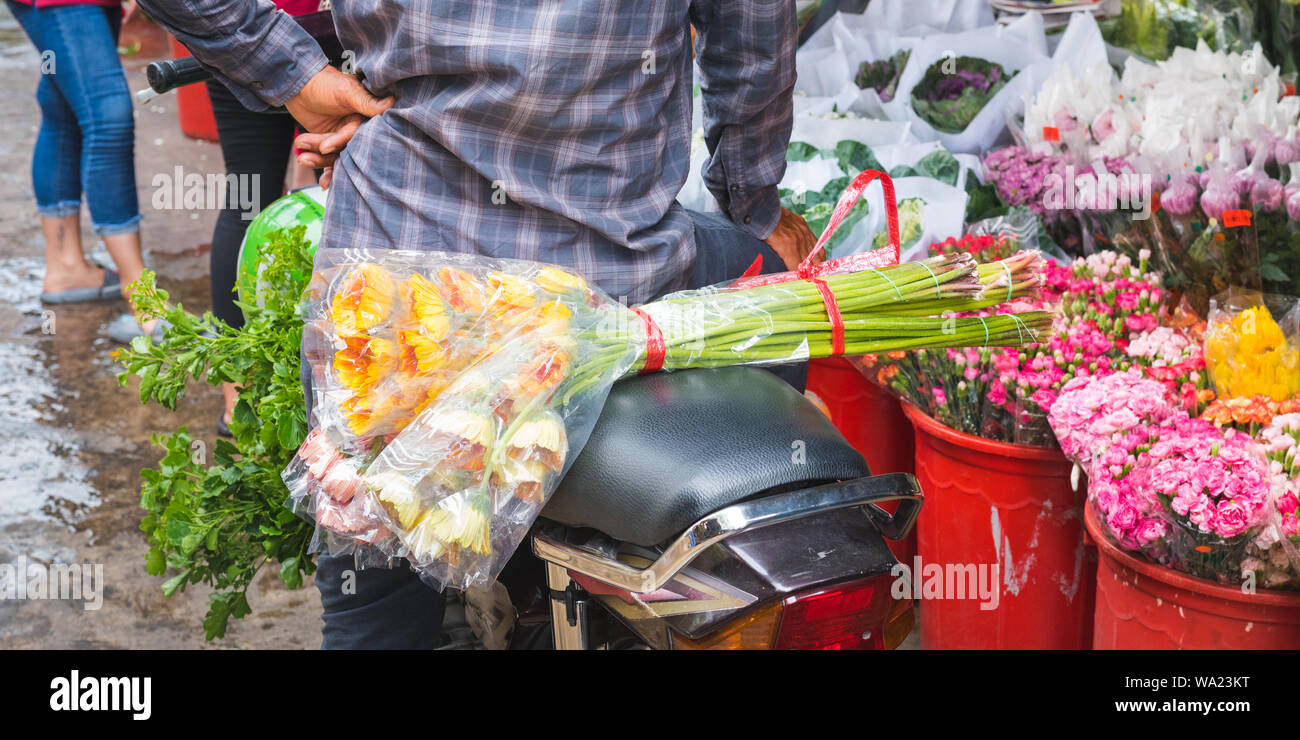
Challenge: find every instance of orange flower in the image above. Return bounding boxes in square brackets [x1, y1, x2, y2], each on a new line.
[518, 346, 570, 396]
[437, 267, 487, 314]
[330, 263, 396, 333]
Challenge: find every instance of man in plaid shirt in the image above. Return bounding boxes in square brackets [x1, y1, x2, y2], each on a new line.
[138, 0, 815, 648]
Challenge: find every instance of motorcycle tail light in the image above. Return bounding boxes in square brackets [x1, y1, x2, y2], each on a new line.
[774, 575, 899, 650]
[673, 601, 783, 650]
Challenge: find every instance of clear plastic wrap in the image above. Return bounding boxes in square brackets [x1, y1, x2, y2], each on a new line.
[1204, 288, 1300, 401]
[284, 172, 1054, 590]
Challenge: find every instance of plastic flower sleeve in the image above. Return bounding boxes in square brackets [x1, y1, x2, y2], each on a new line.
[284, 172, 1054, 591]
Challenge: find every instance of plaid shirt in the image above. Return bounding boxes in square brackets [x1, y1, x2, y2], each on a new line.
[139, 0, 795, 303]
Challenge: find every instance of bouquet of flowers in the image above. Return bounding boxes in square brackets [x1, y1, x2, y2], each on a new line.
[1050, 369, 1274, 584]
[1204, 295, 1300, 402]
[855, 49, 910, 103]
[287, 180, 1053, 589]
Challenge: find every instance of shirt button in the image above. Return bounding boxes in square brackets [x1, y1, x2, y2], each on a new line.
[743, 215, 752, 224]
[730, 185, 739, 192]
[251, 81, 264, 89]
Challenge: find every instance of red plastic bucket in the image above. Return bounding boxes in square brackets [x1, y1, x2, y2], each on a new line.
[1086, 503, 1300, 649]
[902, 402, 1095, 649]
[169, 38, 219, 142]
[806, 357, 915, 562]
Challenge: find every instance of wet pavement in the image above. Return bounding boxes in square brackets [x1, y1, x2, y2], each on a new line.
[0, 9, 319, 648]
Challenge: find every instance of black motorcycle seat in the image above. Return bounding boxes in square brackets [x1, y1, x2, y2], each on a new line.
[540, 367, 871, 547]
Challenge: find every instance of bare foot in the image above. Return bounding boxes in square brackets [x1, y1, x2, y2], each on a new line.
[43, 264, 105, 295]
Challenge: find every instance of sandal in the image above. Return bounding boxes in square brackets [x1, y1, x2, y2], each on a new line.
[41, 268, 121, 304]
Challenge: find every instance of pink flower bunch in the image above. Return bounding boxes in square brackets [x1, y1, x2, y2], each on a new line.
[1051, 371, 1274, 566]
[1136, 416, 1271, 540]
[1048, 368, 1173, 473]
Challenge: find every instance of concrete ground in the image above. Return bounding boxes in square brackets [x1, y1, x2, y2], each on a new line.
[0, 10, 319, 648]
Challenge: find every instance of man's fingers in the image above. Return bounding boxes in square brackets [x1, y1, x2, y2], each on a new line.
[343, 79, 395, 118]
[295, 132, 329, 153]
[297, 151, 335, 169]
[320, 116, 362, 155]
[320, 166, 334, 190]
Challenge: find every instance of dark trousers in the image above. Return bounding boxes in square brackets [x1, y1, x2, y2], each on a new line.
[314, 207, 803, 648]
[206, 80, 298, 329]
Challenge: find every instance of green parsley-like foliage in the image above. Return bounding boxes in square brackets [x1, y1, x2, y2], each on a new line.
[116, 226, 315, 640]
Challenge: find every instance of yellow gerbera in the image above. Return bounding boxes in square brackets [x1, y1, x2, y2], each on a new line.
[371, 472, 423, 530]
[402, 273, 452, 340]
[438, 266, 487, 314]
[534, 266, 590, 298]
[330, 263, 396, 333]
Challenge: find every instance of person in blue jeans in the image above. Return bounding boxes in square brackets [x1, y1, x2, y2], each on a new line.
[7, 0, 156, 341]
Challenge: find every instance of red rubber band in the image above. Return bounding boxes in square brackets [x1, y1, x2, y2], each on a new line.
[632, 307, 665, 374]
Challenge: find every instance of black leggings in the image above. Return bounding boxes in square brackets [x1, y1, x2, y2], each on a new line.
[206, 79, 298, 329]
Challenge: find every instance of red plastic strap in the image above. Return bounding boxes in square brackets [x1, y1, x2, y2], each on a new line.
[812, 278, 845, 355]
[800, 169, 900, 272]
[738, 254, 764, 280]
[631, 307, 665, 374]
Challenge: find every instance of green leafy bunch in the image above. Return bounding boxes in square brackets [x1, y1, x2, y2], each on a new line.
[116, 226, 316, 640]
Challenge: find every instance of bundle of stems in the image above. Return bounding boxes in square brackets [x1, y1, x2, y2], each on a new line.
[561, 251, 1052, 401]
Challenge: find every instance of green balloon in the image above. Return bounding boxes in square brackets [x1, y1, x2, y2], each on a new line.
[236, 186, 327, 311]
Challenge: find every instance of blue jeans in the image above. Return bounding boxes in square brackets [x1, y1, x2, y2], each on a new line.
[311, 209, 803, 648]
[7, 1, 141, 236]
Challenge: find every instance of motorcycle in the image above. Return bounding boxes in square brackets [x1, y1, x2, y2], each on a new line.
[143, 48, 925, 650]
[464, 365, 922, 650]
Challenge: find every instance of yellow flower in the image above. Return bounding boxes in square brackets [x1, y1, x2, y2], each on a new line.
[419, 496, 491, 555]
[508, 416, 567, 457]
[405, 512, 447, 562]
[1206, 305, 1300, 401]
[330, 263, 396, 333]
[486, 272, 537, 325]
[402, 273, 452, 340]
[424, 410, 495, 447]
[398, 329, 448, 376]
[371, 472, 423, 530]
[534, 266, 590, 298]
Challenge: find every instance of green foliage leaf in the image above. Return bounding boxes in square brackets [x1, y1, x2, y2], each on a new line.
[118, 226, 317, 640]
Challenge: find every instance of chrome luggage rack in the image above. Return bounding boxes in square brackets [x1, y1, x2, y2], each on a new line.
[532, 472, 922, 594]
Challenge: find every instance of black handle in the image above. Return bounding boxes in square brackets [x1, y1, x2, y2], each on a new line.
[146, 56, 212, 95]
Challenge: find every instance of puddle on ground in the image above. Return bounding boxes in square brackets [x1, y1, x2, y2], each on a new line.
[0, 257, 97, 526]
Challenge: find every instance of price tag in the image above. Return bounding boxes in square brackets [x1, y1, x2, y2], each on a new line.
[1042, 126, 1060, 142]
[1222, 209, 1252, 228]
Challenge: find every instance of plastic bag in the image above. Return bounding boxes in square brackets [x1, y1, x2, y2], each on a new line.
[1204, 288, 1300, 401]
[287, 172, 1053, 591]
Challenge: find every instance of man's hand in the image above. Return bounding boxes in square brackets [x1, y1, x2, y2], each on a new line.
[764, 207, 821, 271]
[288, 66, 395, 189]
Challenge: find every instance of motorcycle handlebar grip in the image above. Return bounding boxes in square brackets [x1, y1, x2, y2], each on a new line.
[146, 57, 213, 95]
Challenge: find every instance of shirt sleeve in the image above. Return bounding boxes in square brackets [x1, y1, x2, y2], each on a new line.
[134, 0, 328, 111]
[689, 0, 796, 241]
